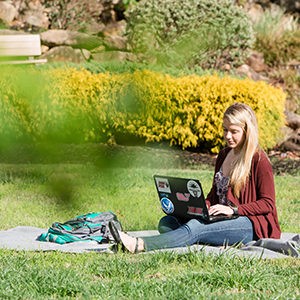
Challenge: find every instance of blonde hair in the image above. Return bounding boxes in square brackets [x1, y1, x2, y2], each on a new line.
[223, 103, 259, 197]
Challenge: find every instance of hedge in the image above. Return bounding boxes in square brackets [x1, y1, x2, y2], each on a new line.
[0, 67, 286, 153]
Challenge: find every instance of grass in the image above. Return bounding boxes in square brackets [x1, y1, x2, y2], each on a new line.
[0, 164, 214, 230]
[0, 146, 299, 299]
[0, 249, 299, 299]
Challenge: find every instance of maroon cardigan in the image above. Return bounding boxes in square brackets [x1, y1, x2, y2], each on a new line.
[206, 147, 281, 239]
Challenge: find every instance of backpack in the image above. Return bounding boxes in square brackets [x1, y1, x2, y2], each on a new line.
[37, 211, 122, 244]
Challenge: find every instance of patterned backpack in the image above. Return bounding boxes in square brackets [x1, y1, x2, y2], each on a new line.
[37, 211, 122, 244]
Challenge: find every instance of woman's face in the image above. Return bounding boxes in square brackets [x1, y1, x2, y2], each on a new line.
[223, 119, 245, 150]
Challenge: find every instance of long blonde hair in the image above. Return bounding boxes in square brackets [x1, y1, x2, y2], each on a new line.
[224, 103, 259, 197]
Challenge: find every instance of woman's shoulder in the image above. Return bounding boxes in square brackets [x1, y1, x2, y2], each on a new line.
[253, 149, 269, 160]
[252, 149, 271, 168]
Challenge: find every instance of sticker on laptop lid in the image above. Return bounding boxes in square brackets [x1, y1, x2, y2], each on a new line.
[187, 180, 202, 198]
[187, 206, 203, 216]
[155, 177, 171, 194]
[161, 197, 174, 214]
[176, 193, 190, 202]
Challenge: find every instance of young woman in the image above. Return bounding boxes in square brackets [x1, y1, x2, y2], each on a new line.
[109, 102, 281, 253]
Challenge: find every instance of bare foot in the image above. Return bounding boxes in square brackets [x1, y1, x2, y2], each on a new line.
[118, 231, 145, 253]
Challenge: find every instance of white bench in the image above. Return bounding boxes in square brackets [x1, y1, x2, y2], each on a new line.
[0, 34, 47, 65]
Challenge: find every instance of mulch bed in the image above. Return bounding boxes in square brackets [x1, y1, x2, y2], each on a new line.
[105, 144, 300, 176]
[177, 148, 300, 175]
[268, 150, 300, 175]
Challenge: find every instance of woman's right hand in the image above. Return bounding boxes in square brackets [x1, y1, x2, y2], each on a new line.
[208, 204, 234, 216]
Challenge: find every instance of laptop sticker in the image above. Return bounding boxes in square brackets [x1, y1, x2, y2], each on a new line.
[187, 206, 203, 216]
[161, 197, 174, 214]
[187, 180, 202, 198]
[176, 193, 190, 202]
[155, 177, 171, 193]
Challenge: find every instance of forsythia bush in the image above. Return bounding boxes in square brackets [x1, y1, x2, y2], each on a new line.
[0, 67, 286, 153]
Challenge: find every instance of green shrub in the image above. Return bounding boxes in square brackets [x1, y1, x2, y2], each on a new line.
[0, 67, 285, 153]
[125, 0, 254, 69]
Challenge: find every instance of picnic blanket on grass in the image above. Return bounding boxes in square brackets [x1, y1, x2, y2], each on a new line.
[0, 226, 299, 259]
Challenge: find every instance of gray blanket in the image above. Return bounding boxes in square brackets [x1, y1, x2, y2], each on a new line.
[0, 226, 299, 259]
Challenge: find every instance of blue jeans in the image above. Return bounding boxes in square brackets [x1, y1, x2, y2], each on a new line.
[142, 215, 254, 251]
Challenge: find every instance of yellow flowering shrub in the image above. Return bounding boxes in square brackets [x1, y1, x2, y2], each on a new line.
[103, 70, 285, 152]
[0, 67, 286, 153]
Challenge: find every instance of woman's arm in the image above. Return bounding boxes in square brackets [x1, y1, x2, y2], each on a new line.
[237, 152, 277, 216]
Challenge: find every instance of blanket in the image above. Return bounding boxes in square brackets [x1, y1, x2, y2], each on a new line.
[0, 226, 299, 259]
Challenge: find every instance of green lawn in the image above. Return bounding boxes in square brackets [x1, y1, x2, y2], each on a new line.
[0, 148, 299, 299]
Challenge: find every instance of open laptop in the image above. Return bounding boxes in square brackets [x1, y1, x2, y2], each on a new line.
[153, 175, 237, 223]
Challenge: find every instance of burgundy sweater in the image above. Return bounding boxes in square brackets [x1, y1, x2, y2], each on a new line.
[206, 147, 281, 239]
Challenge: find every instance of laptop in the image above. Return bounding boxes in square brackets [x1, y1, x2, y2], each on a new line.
[153, 175, 237, 223]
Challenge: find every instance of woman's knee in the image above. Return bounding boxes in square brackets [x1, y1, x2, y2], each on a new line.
[183, 218, 206, 235]
[158, 215, 182, 233]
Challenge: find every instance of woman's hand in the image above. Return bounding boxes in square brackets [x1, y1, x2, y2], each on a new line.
[208, 204, 234, 216]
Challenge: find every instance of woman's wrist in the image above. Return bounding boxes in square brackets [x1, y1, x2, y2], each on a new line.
[230, 205, 239, 216]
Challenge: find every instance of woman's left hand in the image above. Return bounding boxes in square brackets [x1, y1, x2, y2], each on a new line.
[208, 204, 234, 216]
